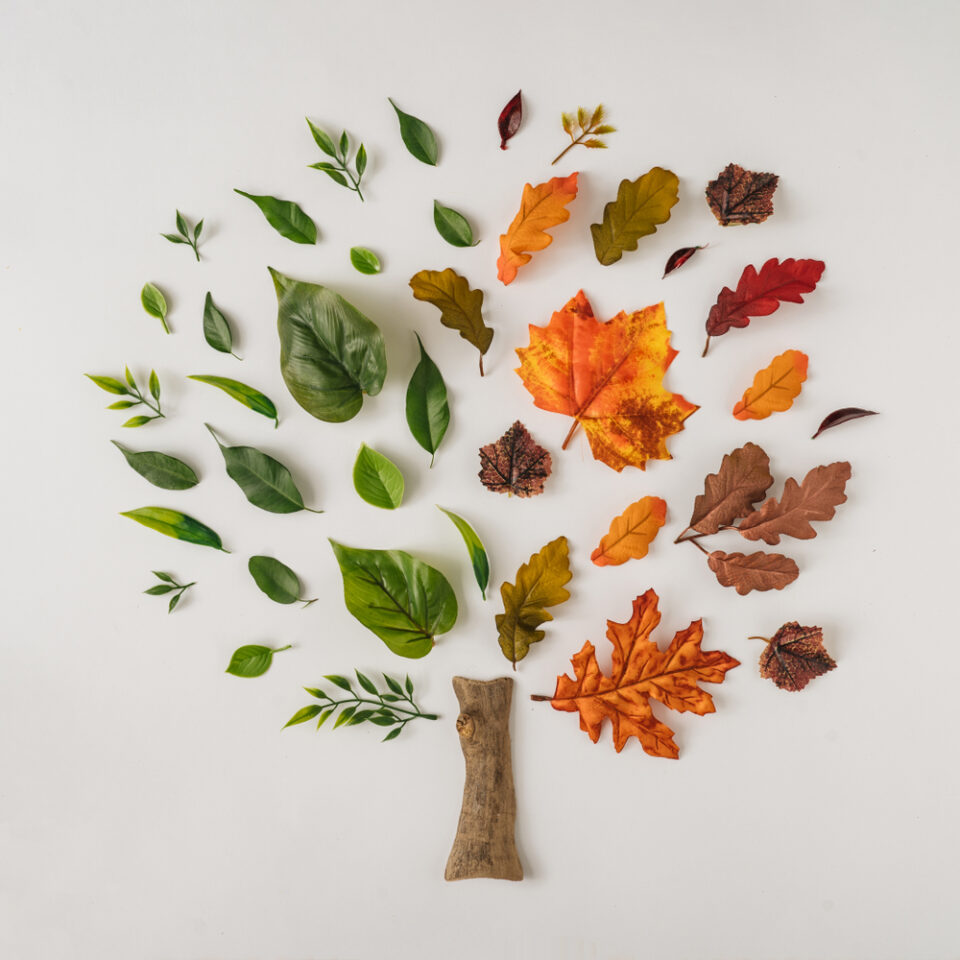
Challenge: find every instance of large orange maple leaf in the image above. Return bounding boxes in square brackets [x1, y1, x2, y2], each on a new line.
[534, 589, 739, 758]
[515, 291, 698, 471]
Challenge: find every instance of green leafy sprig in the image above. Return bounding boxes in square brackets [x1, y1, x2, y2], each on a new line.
[145, 571, 195, 613]
[307, 120, 367, 201]
[161, 210, 204, 261]
[86, 367, 164, 427]
[551, 105, 616, 165]
[285, 671, 437, 742]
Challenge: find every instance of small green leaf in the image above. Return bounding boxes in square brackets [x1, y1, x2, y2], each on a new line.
[162, 233, 188, 245]
[317, 708, 334, 728]
[107, 400, 136, 409]
[333, 705, 357, 728]
[405, 334, 449, 465]
[124, 366, 137, 389]
[234, 189, 317, 245]
[355, 671, 378, 695]
[175, 210, 188, 236]
[438, 506, 490, 599]
[352, 443, 404, 510]
[355, 144, 367, 177]
[148, 370, 161, 401]
[405, 674, 414, 696]
[141, 283, 169, 333]
[112, 441, 199, 490]
[188, 375, 277, 427]
[202, 293, 239, 358]
[144, 584, 175, 595]
[121, 506, 226, 551]
[152, 571, 176, 583]
[384, 674, 404, 696]
[382, 727, 402, 741]
[193, 219, 204, 240]
[306, 118, 338, 157]
[285, 704, 322, 727]
[368, 713, 397, 726]
[349, 246, 381, 275]
[388, 98, 438, 165]
[433, 200, 477, 247]
[309, 164, 348, 187]
[167, 592, 182, 613]
[304, 687, 330, 700]
[248, 555, 310, 605]
[339, 130, 349, 156]
[122, 415, 153, 428]
[325, 674, 354, 692]
[86, 375, 129, 396]
[225, 643, 290, 678]
[349, 710, 375, 725]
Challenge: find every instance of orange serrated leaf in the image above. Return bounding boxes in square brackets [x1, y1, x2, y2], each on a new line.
[591, 496, 666, 566]
[497, 172, 579, 285]
[733, 349, 808, 420]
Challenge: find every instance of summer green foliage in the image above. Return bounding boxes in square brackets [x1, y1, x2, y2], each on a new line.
[353, 444, 404, 510]
[121, 507, 227, 551]
[349, 246, 381, 274]
[306, 120, 367, 201]
[388, 98, 438, 165]
[112, 441, 199, 490]
[437, 506, 489, 600]
[202, 293, 240, 358]
[86, 367, 164, 427]
[188, 374, 278, 427]
[144, 571, 195, 613]
[141, 283, 170, 334]
[405, 334, 449, 466]
[225, 643, 291, 678]
[433, 200, 477, 247]
[160, 210, 204, 261]
[248, 555, 316, 607]
[234, 189, 317, 244]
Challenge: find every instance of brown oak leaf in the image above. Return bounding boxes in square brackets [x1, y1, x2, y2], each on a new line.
[478, 420, 552, 497]
[705, 163, 779, 226]
[707, 550, 799, 595]
[756, 622, 836, 691]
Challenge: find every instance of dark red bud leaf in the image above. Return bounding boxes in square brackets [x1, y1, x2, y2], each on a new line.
[663, 244, 707, 278]
[498, 90, 523, 150]
[812, 407, 878, 439]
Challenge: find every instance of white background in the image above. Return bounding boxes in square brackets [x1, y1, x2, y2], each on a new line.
[2, 1, 959, 957]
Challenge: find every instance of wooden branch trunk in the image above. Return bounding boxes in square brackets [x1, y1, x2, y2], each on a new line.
[445, 677, 523, 882]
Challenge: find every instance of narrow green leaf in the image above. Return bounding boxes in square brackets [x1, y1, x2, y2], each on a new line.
[122, 415, 153, 428]
[148, 370, 161, 401]
[124, 366, 137, 389]
[309, 165, 348, 187]
[388, 98, 438, 165]
[304, 687, 330, 700]
[107, 400, 136, 409]
[355, 671, 378, 695]
[188, 375, 277, 427]
[175, 210, 188, 236]
[167, 592, 182, 613]
[352, 443, 404, 510]
[405, 333, 449, 464]
[325, 674, 354, 692]
[111, 441, 199, 490]
[368, 714, 397, 726]
[433, 200, 477, 247]
[349, 710, 376, 725]
[162, 233, 188, 245]
[339, 130, 349, 157]
[355, 144, 367, 177]
[349, 246, 381, 275]
[225, 643, 289, 678]
[404, 674, 414, 696]
[141, 283, 169, 332]
[334, 705, 357, 728]
[144, 584, 175, 595]
[382, 727, 402, 741]
[152, 571, 176, 583]
[86, 375, 130, 396]
[193, 219, 203, 240]
[306, 118, 338, 157]
[317, 708, 335, 728]
[384, 674, 404, 696]
[437, 506, 490, 599]
[202, 293, 238, 358]
[234, 189, 317, 245]
[120, 506, 226, 551]
[285, 704, 322, 727]
[248, 555, 306, 605]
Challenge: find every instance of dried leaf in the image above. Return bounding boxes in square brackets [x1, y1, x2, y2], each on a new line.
[498, 90, 522, 149]
[591, 496, 666, 567]
[663, 245, 706, 278]
[756, 622, 836, 691]
[478, 420, 552, 497]
[590, 166, 679, 266]
[707, 550, 799, 595]
[536, 589, 739, 758]
[684, 442, 773, 537]
[703, 258, 826, 356]
[515, 291, 698, 472]
[733, 349, 808, 420]
[738, 462, 851, 544]
[812, 407, 878, 439]
[705, 163, 779, 226]
[496, 536, 572, 668]
[497, 172, 579, 285]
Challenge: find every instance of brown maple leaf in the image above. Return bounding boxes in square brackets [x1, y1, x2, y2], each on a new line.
[754, 622, 836, 691]
[533, 589, 739, 758]
[705, 163, 779, 226]
[478, 421, 552, 497]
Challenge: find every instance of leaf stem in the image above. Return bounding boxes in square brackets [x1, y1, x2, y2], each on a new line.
[702, 335, 711, 358]
[551, 136, 581, 166]
[747, 636, 771, 643]
[561, 419, 580, 450]
[479, 354, 485, 377]
[688, 538, 709, 555]
[300, 598, 318, 609]
[530, 694, 551, 701]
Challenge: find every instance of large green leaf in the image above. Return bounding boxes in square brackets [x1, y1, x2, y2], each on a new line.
[120, 507, 226, 551]
[437, 506, 489, 600]
[270, 268, 386, 423]
[353, 443, 404, 509]
[405, 334, 449, 465]
[111, 441, 199, 490]
[329, 539, 457, 658]
[234, 189, 317, 244]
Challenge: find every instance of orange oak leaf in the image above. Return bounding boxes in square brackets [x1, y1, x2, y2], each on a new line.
[733, 349, 808, 420]
[515, 291, 698, 472]
[591, 495, 666, 566]
[707, 550, 799, 595]
[497, 172, 579, 285]
[533, 589, 739, 758]
[755, 622, 836, 691]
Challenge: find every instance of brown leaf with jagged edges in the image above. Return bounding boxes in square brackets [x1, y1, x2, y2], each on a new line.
[591, 496, 666, 566]
[756, 622, 836, 691]
[478, 420, 552, 497]
[533, 589, 739, 758]
[708, 550, 799, 595]
[739, 462, 851, 544]
[706, 163, 779, 226]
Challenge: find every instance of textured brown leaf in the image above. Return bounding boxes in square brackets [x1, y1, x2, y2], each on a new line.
[707, 550, 799, 595]
[478, 420, 552, 497]
[739, 462, 851, 544]
[705, 163, 779, 226]
[812, 408, 878, 439]
[757, 622, 836, 691]
[685, 442, 773, 536]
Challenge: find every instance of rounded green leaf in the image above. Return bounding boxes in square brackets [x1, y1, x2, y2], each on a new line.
[349, 246, 381, 275]
[225, 643, 290, 678]
[433, 200, 477, 247]
[188, 375, 277, 426]
[112, 441, 199, 490]
[405, 334, 449, 465]
[353, 443, 404, 510]
[388, 98, 438, 165]
[437, 506, 490, 600]
[141, 282, 167, 320]
[202, 293, 239, 357]
[248, 555, 308, 605]
[234, 189, 317, 244]
[120, 506, 226, 551]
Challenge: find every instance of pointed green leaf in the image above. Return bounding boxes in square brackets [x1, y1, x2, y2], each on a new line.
[167, 592, 182, 613]
[404, 674, 414, 696]
[317, 708, 335, 728]
[234, 189, 317, 244]
[309, 164, 349, 187]
[86, 375, 130, 396]
[188, 375, 277, 427]
[162, 233, 188, 245]
[388, 98, 438, 165]
[285, 704, 322, 727]
[141, 282, 168, 323]
[355, 671, 379, 695]
[106, 400, 136, 409]
[353, 443, 404, 510]
[306, 118, 338, 157]
[405, 334, 449, 464]
[152, 571, 176, 583]
[333, 706, 357, 728]
[325, 674, 354, 692]
[175, 210, 188, 236]
[384, 674, 404, 696]
[349, 246, 381, 275]
[433, 200, 476, 247]
[225, 643, 288, 678]
[355, 143, 367, 177]
[112, 441, 199, 490]
[193, 219, 203, 240]
[148, 370, 161, 401]
[339, 130, 349, 156]
[248, 555, 305, 605]
[202, 293, 238, 357]
[382, 726, 402, 741]
[122, 415, 154, 428]
[144, 584, 175, 595]
[438, 506, 489, 599]
[124, 366, 137, 389]
[120, 507, 225, 551]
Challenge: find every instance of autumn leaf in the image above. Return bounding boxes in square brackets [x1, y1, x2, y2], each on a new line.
[409, 268, 493, 375]
[478, 420, 552, 497]
[733, 349, 808, 420]
[497, 172, 579, 285]
[812, 407, 878, 439]
[552, 104, 615, 165]
[591, 496, 666, 566]
[496, 536, 572, 668]
[705, 163, 779, 226]
[532, 589, 739, 758]
[703, 258, 826, 356]
[707, 550, 799, 595]
[663, 245, 706, 278]
[754, 622, 836, 691]
[497, 90, 522, 149]
[590, 166, 679, 266]
[515, 291, 698, 472]
[738, 461, 851, 544]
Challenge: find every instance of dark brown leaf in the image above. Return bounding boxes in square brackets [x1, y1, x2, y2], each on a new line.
[812, 408, 878, 439]
[685, 443, 773, 536]
[479, 420, 552, 497]
[705, 163, 779, 226]
[662, 245, 706, 278]
[707, 550, 799, 595]
[498, 90, 522, 150]
[739, 462, 851, 544]
[757, 622, 836, 691]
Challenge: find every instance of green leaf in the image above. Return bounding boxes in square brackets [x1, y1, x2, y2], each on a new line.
[325, 674, 354, 692]
[382, 727, 402, 741]
[306, 118, 337, 157]
[433, 200, 477, 247]
[368, 713, 397, 726]
[304, 687, 330, 700]
[317, 708, 335, 728]
[86, 374, 130, 396]
[175, 210, 188, 236]
[248, 555, 307, 605]
[405, 674, 414, 696]
[144, 584, 175, 595]
[162, 233, 188, 245]
[141, 282, 169, 329]
[339, 130, 349, 156]
[285, 704, 322, 727]
[225, 643, 289, 678]
[349, 709, 375, 725]
[124, 366, 137, 389]
[328, 539, 457, 659]
[111, 441, 199, 490]
[206, 424, 317, 514]
[122, 415, 154, 428]
[309, 164, 348, 187]
[352, 443, 404, 510]
[202, 293, 238, 358]
[148, 370, 161, 401]
[193, 219, 203, 241]
[405, 334, 449, 464]
[355, 671, 378, 695]
[270, 268, 386, 423]
[167, 592, 182, 613]
[120, 507, 226, 551]
[384, 674, 404, 696]
[333, 705, 357, 728]
[188, 375, 277, 427]
[590, 166, 680, 266]
[437, 506, 489, 600]
[234, 189, 317, 245]
[355, 143, 367, 177]
[388, 98, 438, 166]
[107, 400, 136, 409]
[349, 246, 381, 275]
[152, 571, 176, 583]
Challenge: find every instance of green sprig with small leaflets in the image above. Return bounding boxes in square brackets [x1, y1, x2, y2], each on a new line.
[551, 104, 616, 165]
[85, 367, 164, 427]
[284, 671, 437, 742]
[160, 210, 204, 261]
[145, 571, 195, 613]
[306, 119, 367, 201]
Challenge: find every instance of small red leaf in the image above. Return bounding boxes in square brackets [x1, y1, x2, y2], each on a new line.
[498, 90, 523, 150]
[812, 407, 878, 439]
[662, 245, 706, 278]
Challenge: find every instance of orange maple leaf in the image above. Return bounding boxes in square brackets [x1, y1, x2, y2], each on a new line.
[534, 589, 739, 758]
[733, 349, 808, 420]
[591, 495, 666, 566]
[497, 172, 579, 285]
[515, 291, 698, 471]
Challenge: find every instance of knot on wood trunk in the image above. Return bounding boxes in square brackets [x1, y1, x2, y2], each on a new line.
[456, 712, 475, 739]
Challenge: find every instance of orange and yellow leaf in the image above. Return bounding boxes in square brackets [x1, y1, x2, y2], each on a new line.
[591, 496, 666, 566]
[733, 349, 808, 420]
